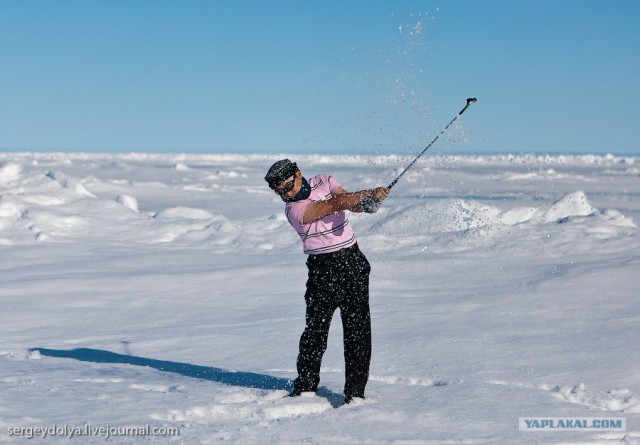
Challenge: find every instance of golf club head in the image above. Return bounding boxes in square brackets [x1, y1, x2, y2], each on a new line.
[459, 97, 477, 115]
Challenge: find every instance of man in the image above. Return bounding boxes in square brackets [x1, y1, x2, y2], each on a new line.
[265, 159, 389, 404]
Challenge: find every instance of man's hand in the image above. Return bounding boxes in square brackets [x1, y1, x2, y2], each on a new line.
[371, 187, 390, 203]
[359, 187, 390, 213]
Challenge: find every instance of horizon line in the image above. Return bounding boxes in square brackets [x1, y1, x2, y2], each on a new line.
[2, 149, 638, 158]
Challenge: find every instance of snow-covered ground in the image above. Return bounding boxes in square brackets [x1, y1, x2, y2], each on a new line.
[1, 152, 639, 444]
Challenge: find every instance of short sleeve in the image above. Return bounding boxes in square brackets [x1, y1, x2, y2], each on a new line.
[327, 175, 343, 194]
[285, 200, 309, 231]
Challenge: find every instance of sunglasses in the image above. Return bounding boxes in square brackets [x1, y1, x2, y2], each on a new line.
[273, 176, 296, 196]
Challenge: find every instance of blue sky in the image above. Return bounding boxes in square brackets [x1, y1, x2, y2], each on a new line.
[1, 0, 638, 155]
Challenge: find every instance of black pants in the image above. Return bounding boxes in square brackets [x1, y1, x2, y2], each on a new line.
[293, 243, 372, 399]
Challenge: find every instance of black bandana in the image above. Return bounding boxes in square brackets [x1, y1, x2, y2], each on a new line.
[284, 177, 311, 202]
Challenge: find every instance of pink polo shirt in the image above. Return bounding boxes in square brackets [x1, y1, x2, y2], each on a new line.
[285, 174, 357, 255]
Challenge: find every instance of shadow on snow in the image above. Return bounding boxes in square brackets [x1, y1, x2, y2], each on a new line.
[30, 347, 344, 408]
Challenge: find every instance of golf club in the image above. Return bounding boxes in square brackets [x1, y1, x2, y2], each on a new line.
[361, 98, 477, 213]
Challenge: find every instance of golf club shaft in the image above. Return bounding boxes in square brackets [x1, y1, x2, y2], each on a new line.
[387, 98, 477, 190]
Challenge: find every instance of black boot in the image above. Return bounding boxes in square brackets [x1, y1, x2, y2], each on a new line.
[344, 394, 365, 404]
[286, 385, 317, 398]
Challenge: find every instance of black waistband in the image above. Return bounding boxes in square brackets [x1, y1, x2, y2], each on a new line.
[307, 243, 359, 262]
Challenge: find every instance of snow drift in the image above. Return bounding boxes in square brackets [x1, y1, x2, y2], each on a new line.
[1, 153, 638, 444]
